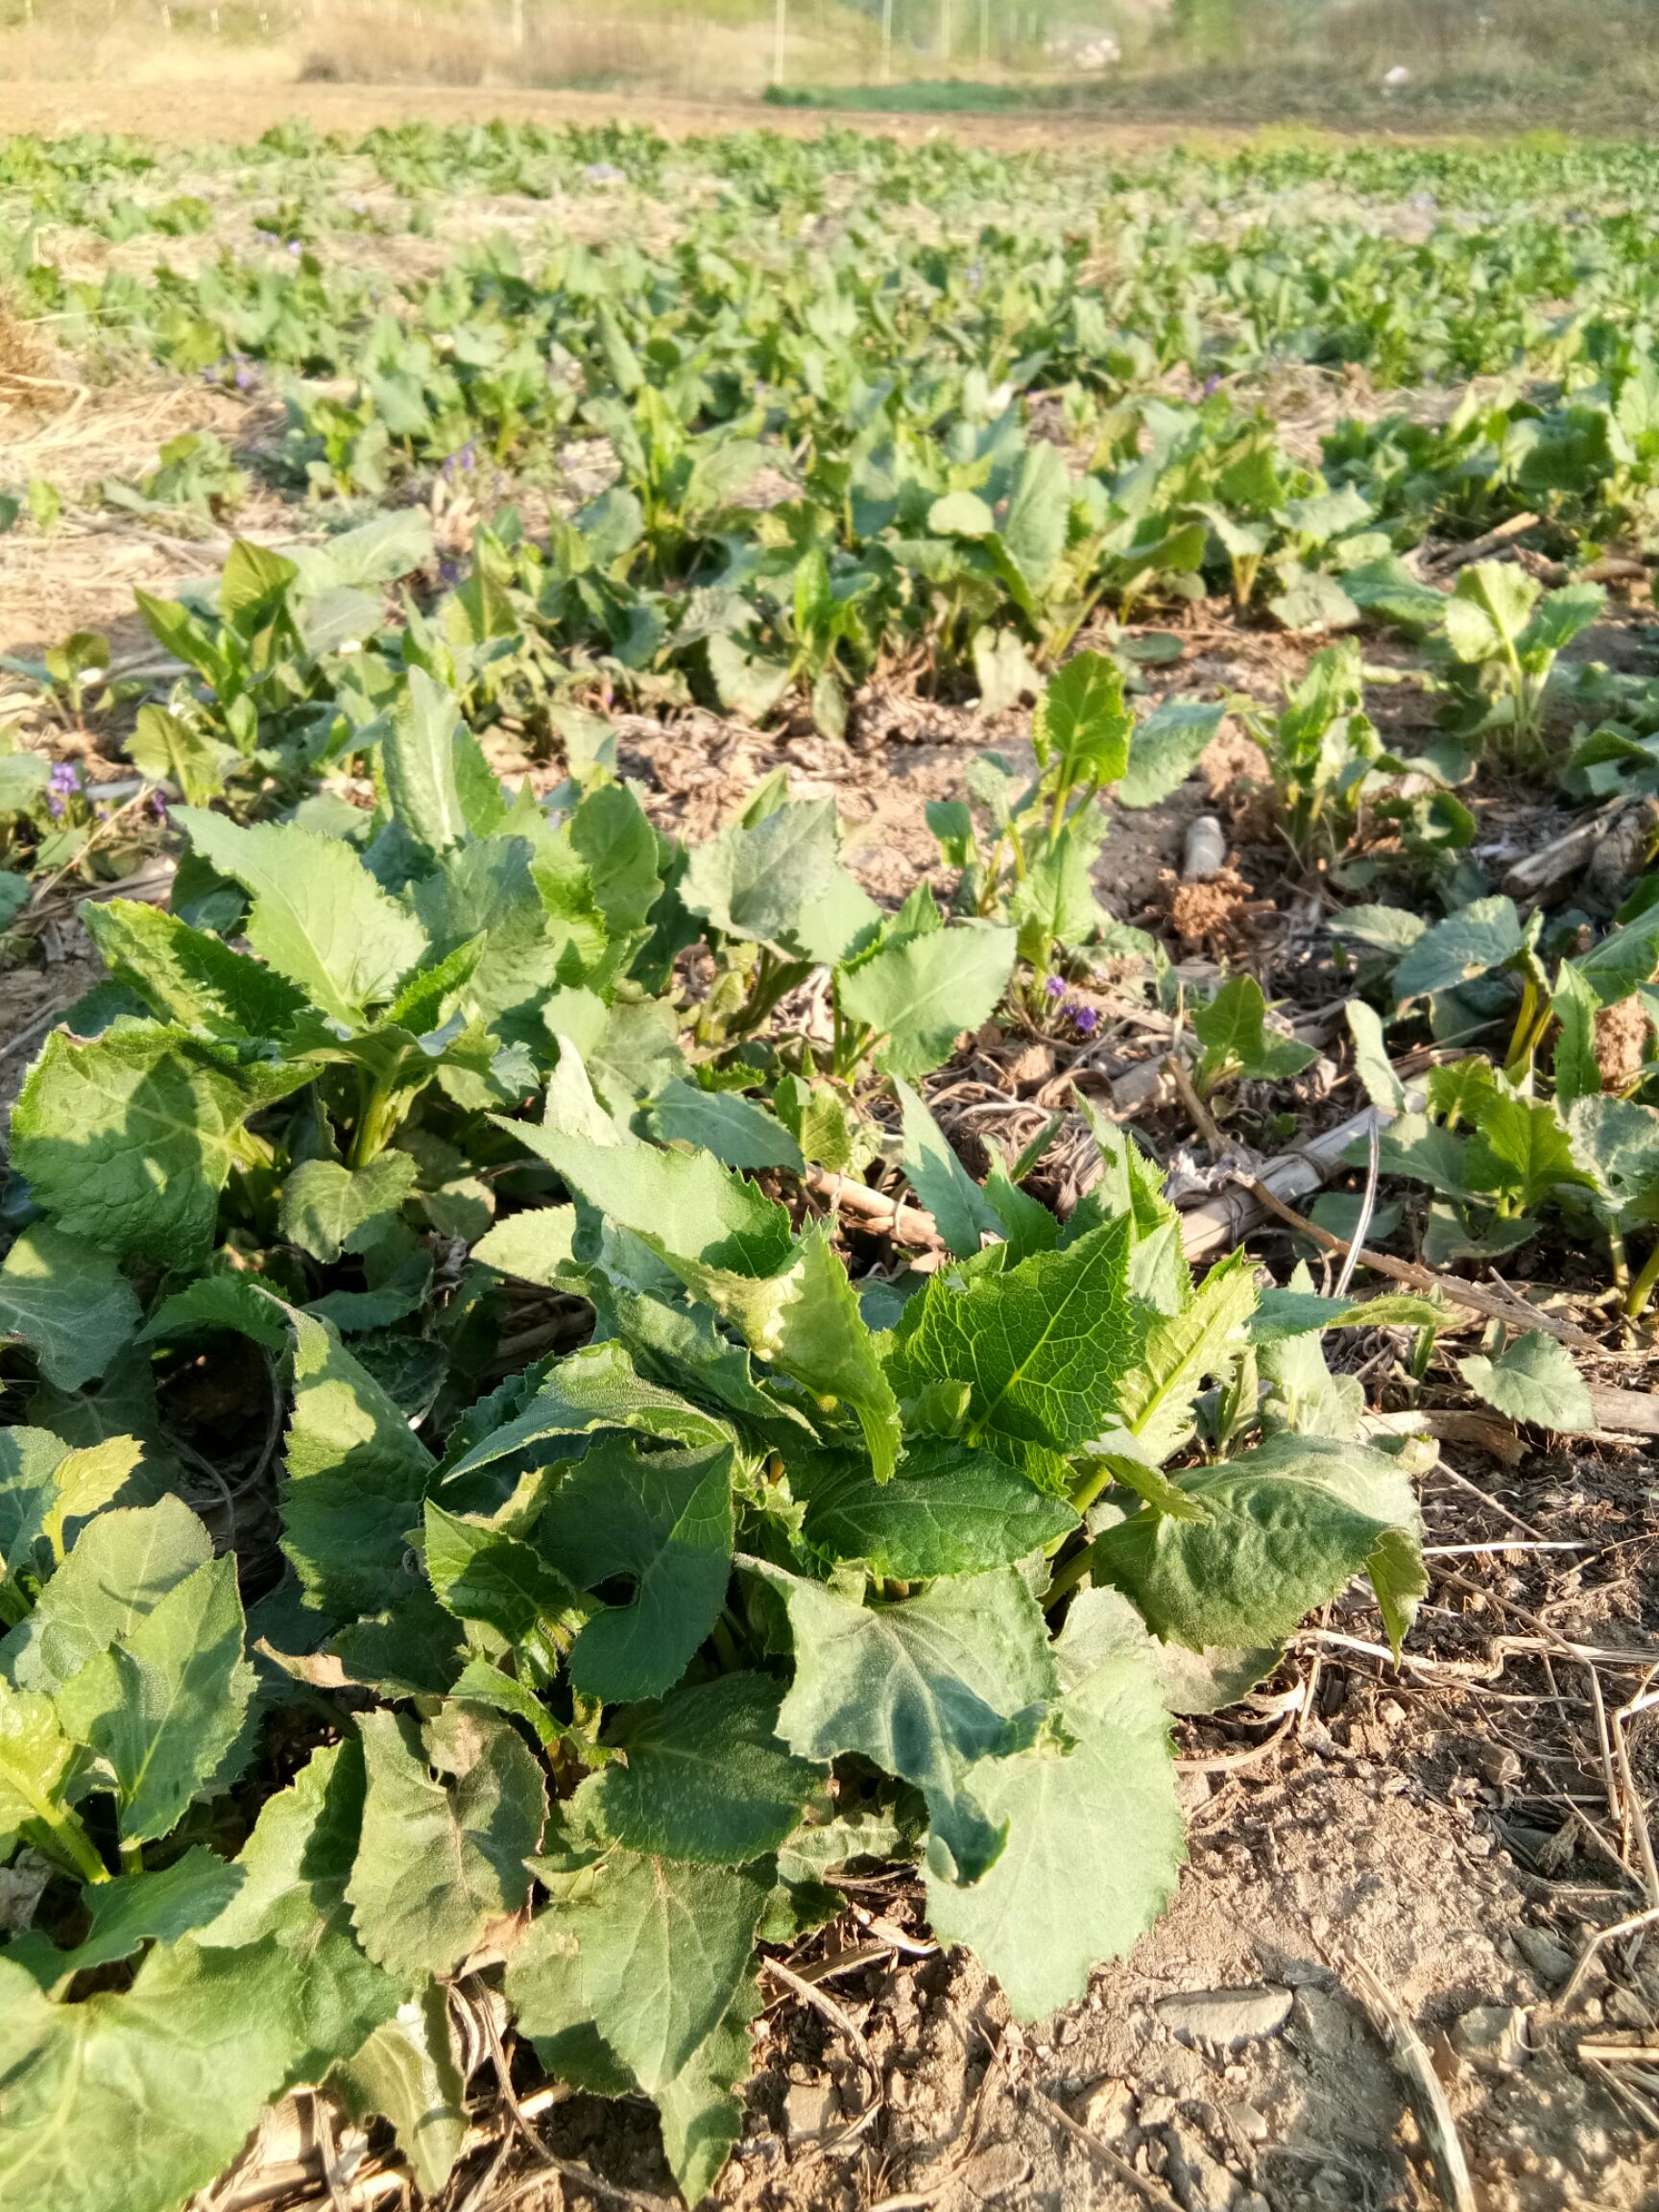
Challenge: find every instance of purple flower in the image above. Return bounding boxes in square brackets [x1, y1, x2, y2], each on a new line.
[286, 239, 302, 256]
[456, 443, 477, 471]
[1045, 974, 1067, 1000]
[234, 364, 257, 392]
[1071, 1004, 1099, 1036]
[1202, 374, 1222, 397]
[48, 761, 80, 794]
[148, 791, 169, 822]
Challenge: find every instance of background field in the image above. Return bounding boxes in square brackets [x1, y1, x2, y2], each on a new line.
[11, 0, 1659, 128]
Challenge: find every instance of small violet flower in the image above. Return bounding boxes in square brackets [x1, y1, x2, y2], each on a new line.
[1044, 974, 1067, 1000]
[1071, 1004, 1099, 1037]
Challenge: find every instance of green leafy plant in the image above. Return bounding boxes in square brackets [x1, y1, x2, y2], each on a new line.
[1436, 560, 1605, 773]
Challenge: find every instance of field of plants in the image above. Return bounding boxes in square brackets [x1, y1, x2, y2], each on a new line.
[0, 110, 1657, 2212]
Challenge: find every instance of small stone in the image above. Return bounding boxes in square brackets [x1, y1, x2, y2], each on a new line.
[1164, 2122, 1241, 2212]
[1005, 1041, 1057, 1090]
[1176, 1768, 1214, 1811]
[1451, 2003, 1529, 2073]
[1156, 1986, 1294, 2050]
[1224, 2099, 1270, 2143]
[783, 2079, 836, 2137]
[1513, 1925, 1575, 1987]
[1606, 1985, 1651, 2030]
[1138, 2092, 1178, 2128]
[1474, 1743, 1523, 1787]
[1081, 2076, 1135, 2138]
[1291, 1985, 1356, 2055]
[961, 2139, 1031, 2200]
[1379, 1698, 1407, 1728]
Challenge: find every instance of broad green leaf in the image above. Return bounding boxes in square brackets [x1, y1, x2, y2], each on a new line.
[174, 808, 426, 1026]
[538, 1436, 733, 1702]
[575, 1673, 823, 1864]
[417, 836, 600, 1050]
[924, 1588, 1182, 2018]
[81, 899, 305, 1040]
[332, 1981, 468, 2200]
[681, 797, 877, 962]
[0, 1677, 86, 1868]
[1567, 1094, 1659, 1225]
[795, 1436, 1077, 1578]
[1443, 560, 1541, 661]
[3, 1496, 211, 1695]
[1573, 910, 1659, 1007]
[1393, 896, 1526, 1001]
[125, 704, 235, 807]
[473, 1207, 581, 1288]
[1031, 651, 1132, 789]
[510, 1847, 768, 2096]
[895, 1076, 1001, 1260]
[1090, 1432, 1425, 1657]
[1345, 1000, 1406, 1112]
[655, 1977, 760, 2204]
[507, 1120, 793, 1275]
[1459, 1332, 1595, 1434]
[893, 1218, 1142, 1461]
[56, 1551, 255, 1844]
[281, 1311, 434, 1617]
[437, 1340, 734, 1508]
[197, 1737, 399, 2077]
[569, 781, 663, 938]
[1070, 1099, 1190, 1313]
[836, 922, 1017, 1081]
[650, 1079, 804, 1174]
[1330, 902, 1426, 955]
[1468, 1091, 1597, 1211]
[1260, 1315, 1366, 1441]
[1118, 697, 1225, 809]
[383, 667, 470, 853]
[0, 1429, 84, 1581]
[14, 1845, 244, 1984]
[423, 1501, 586, 1645]
[279, 1151, 418, 1264]
[667, 1224, 902, 1480]
[1191, 975, 1316, 1089]
[12, 1022, 309, 1266]
[139, 1272, 295, 1354]
[1552, 959, 1601, 1106]
[347, 1706, 545, 1989]
[1250, 1286, 1445, 1342]
[0, 1937, 312, 2212]
[759, 1559, 1058, 1883]
[1001, 440, 1071, 586]
[43, 1442, 148, 1545]
[0, 1226, 141, 1392]
[1117, 1249, 1258, 1464]
[220, 537, 299, 619]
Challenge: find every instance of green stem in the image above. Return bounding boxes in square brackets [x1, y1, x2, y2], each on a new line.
[1043, 1538, 1096, 1610]
[1607, 1220, 1631, 1298]
[1503, 975, 1540, 1085]
[48, 1806, 110, 1887]
[1623, 1237, 1659, 1319]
